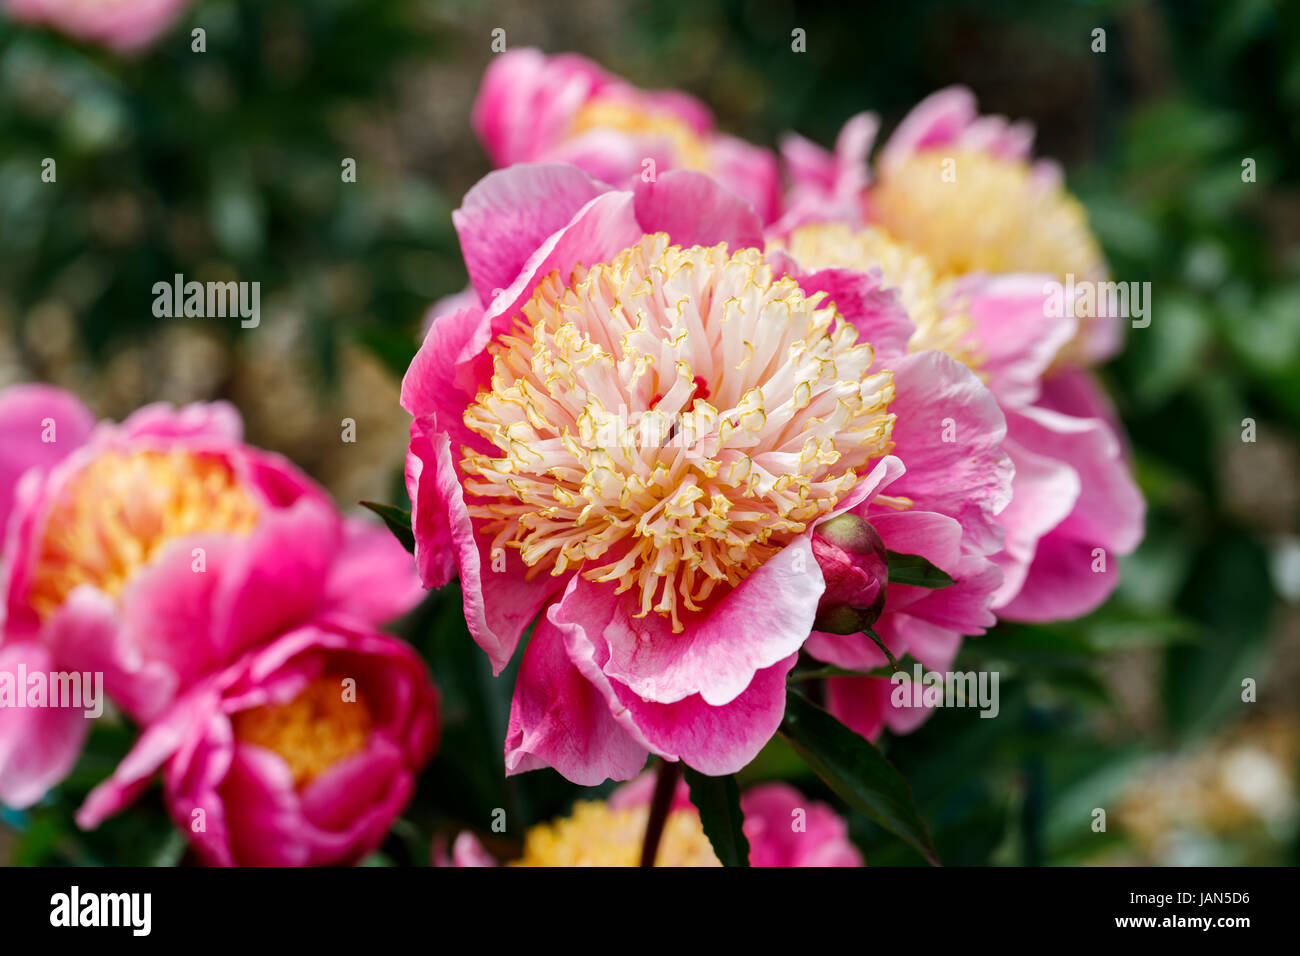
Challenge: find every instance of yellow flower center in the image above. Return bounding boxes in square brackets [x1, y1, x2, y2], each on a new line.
[509, 800, 721, 867]
[232, 676, 372, 788]
[27, 449, 260, 620]
[871, 148, 1104, 281]
[782, 222, 982, 367]
[460, 234, 895, 632]
[571, 97, 712, 172]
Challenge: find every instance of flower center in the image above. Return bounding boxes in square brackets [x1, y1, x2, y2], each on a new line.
[871, 148, 1104, 281]
[26, 449, 260, 620]
[571, 97, 712, 172]
[509, 800, 721, 867]
[461, 234, 895, 632]
[783, 222, 981, 366]
[232, 676, 372, 788]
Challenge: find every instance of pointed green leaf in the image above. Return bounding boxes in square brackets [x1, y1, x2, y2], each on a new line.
[360, 500, 415, 554]
[780, 688, 940, 866]
[886, 550, 955, 588]
[683, 768, 751, 867]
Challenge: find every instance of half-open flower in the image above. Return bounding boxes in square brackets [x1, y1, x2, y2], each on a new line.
[0, 388, 422, 807]
[76, 623, 439, 866]
[473, 48, 781, 223]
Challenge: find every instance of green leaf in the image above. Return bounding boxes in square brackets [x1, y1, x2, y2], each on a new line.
[683, 768, 751, 867]
[787, 663, 897, 682]
[886, 551, 955, 589]
[780, 689, 940, 866]
[360, 500, 415, 554]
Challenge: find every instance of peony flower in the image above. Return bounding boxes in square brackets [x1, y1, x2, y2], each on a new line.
[473, 48, 781, 224]
[0, 387, 423, 807]
[774, 223, 1143, 622]
[438, 772, 862, 866]
[3, 0, 192, 54]
[772, 91, 1146, 736]
[402, 162, 1012, 780]
[76, 624, 439, 866]
[782, 86, 1115, 362]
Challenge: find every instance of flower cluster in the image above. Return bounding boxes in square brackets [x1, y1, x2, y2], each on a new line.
[0, 386, 438, 865]
[404, 50, 1143, 780]
[0, 29, 1147, 866]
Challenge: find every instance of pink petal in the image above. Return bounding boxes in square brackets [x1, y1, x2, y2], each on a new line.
[879, 86, 977, 172]
[956, 272, 1077, 408]
[451, 163, 613, 307]
[633, 169, 764, 251]
[322, 517, 424, 625]
[504, 611, 649, 786]
[0, 384, 94, 541]
[0, 641, 92, 808]
[598, 536, 823, 707]
[796, 266, 914, 362]
[880, 350, 1012, 556]
[414, 424, 565, 673]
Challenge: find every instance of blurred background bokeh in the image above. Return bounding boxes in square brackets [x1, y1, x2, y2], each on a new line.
[1, 0, 1297, 865]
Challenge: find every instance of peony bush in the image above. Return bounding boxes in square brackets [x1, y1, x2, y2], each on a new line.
[0, 29, 1161, 867]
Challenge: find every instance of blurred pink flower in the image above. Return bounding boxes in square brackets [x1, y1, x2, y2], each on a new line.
[772, 90, 1145, 736]
[473, 48, 781, 223]
[438, 772, 862, 866]
[77, 623, 439, 866]
[3, 0, 192, 54]
[775, 93, 1145, 625]
[0, 386, 422, 807]
[782, 86, 1115, 363]
[402, 162, 1011, 781]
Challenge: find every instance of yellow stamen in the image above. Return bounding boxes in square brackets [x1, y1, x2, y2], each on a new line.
[461, 235, 895, 632]
[871, 148, 1105, 280]
[571, 98, 712, 172]
[509, 800, 721, 867]
[782, 222, 982, 367]
[232, 676, 372, 788]
[27, 449, 260, 620]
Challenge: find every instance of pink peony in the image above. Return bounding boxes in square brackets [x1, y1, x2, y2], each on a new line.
[3, 0, 192, 54]
[0, 386, 423, 807]
[782, 86, 1116, 363]
[438, 772, 862, 866]
[772, 91, 1146, 735]
[77, 623, 439, 866]
[402, 162, 1012, 780]
[473, 48, 781, 224]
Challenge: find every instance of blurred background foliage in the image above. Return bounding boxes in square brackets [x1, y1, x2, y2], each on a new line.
[1, 0, 1297, 865]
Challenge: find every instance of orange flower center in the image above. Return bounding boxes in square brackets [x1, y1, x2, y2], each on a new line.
[509, 800, 721, 867]
[27, 449, 260, 620]
[232, 676, 372, 788]
[460, 234, 896, 632]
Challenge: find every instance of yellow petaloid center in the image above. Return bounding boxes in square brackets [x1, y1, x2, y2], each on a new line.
[232, 676, 372, 788]
[783, 222, 981, 367]
[571, 97, 712, 172]
[509, 800, 721, 867]
[27, 449, 260, 620]
[871, 148, 1105, 281]
[461, 234, 895, 632]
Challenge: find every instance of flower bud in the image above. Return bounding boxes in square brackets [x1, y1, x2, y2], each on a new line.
[811, 513, 888, 634]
